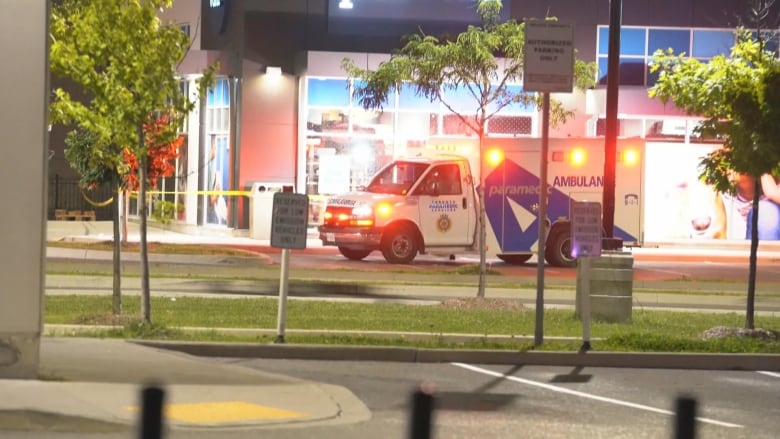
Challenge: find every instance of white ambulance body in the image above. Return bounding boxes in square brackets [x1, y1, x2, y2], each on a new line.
[318, 137, 645, 267]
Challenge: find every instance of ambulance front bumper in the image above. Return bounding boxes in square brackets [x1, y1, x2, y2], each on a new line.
[318, 226, 384, 250]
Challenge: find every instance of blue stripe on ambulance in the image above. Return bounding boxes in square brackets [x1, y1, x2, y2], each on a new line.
[484, 158, 636, 253]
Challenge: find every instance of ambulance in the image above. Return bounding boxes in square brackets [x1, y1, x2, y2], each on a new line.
[318, 137, 644, 267]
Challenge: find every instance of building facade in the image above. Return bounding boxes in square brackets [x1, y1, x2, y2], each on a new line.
[49, 0, 778, 243]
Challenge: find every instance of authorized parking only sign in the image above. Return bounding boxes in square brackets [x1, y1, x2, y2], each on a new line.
[523, 20, 574, 93]
[270, 192, 309, 249]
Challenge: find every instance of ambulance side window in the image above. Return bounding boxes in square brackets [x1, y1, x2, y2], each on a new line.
[415, 164, 461, 196]
[438, 164, 461, 195]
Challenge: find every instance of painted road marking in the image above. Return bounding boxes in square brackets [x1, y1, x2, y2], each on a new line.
[451, 363, 743, 429]
[126, 401, 307, 424]
[758, 371, 780, 379]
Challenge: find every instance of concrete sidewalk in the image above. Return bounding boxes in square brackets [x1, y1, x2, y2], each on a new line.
[0, 337, 371, 432]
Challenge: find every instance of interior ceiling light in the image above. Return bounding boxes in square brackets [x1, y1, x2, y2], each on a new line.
[339, 0, 354, 9]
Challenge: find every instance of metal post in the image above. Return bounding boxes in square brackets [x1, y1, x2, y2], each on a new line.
[581, 256, 592, 351]
[603, 0, 622, 244]
[138, 386, 165, 439]
[409, 387, 435, 439]
[535, 92, 550, 347]
[275, 247, 291, 343]
[674, 396, 697, 439]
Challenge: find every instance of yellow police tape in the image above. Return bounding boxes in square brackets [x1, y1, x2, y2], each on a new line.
[81, 189, 114, 207]
[133, 190, 331, 204]
[144, 190, 254, 196]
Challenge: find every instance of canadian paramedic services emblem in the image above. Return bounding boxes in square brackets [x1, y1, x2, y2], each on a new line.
[437, 214, 452, 232]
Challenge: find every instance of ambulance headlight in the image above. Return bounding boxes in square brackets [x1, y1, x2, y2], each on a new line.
[351, 204, 373, 218]
[350, 203, 375, 227]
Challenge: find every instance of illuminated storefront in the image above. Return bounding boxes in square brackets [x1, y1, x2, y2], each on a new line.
[300, 73, 537, 197]
[176, 1, 780, 243]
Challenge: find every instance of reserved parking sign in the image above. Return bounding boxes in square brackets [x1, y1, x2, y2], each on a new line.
[571, 201, 602, 258]
[270, 192, 309, 249]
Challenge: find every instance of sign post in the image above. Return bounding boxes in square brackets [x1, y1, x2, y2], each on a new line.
[571, 201, 602, 351]
[270, 191, 309, 343]
[524, 19, 574, 347]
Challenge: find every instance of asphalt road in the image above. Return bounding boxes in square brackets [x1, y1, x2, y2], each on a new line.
[3, 360, 778, 439]
[214, 359, 780, 439]
[221, 244, 780, 284]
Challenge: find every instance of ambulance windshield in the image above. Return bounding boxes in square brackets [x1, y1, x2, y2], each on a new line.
[365, 161, 430, 195]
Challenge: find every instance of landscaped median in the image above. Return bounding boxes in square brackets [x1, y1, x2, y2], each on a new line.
[44, 295, 780, 355]
[44, 240, 780, 367]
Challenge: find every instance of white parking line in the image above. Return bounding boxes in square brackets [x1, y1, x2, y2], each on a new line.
[758, 371, 780, 379]
[452, 363, 743, 429]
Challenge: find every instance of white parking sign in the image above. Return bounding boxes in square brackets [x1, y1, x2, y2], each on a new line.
[571, 201, 602, 258]
[270, 192, 309, 249]
[523, 20, 575, 93]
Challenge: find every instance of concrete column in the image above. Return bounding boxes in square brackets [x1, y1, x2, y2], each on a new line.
[0, 1, 49, 378]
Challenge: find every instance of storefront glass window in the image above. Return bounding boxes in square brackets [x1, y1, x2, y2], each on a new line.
[441, 84, 478, 113]
[648, 28, 690, 56]
[302, 75, 537, 201]
[598, 26, 646, 56]
[692, 30, 734, 58]
[485, 84, 535, 114]
[204, 78, 231, 226]
[398, 83, 440, 111]
[307, 108, 350, 134]
[307, 78, 350, 107]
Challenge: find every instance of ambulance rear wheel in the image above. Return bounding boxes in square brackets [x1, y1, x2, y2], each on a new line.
[381, 225, 419, 264]
[338, 247, 372, 261]
[546, 229, 577, 268]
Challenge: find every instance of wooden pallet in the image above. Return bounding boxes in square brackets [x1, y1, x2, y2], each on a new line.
[54, 209, 96, 221]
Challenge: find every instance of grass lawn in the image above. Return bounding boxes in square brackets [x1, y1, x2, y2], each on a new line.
[45, 295, 780, 354]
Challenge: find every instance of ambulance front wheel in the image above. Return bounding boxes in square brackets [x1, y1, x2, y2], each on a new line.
[381, 224, 419, 264]
[338, 247, 372, 261]
[545, 229, 577, 268]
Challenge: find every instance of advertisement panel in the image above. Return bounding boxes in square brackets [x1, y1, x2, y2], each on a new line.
[641, 142, 779, 242]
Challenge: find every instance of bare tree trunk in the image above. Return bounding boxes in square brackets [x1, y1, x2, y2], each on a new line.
[120, 189, 128, 245]
[746, 177, 760, 330]
[138, 128, 152, 323]
[477, 133, 487, 298]
[111, 174, 122, 315]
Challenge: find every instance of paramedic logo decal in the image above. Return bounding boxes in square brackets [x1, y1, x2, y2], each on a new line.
[429, 200, 458, 212]
[483, 159, 636, 253]
[437, 214, 452, 232]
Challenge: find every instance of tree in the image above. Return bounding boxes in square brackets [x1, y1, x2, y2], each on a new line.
[50, 0, 216, 323]
[649, 29, 780, 330]
[63, 128, 125, 315]
[124, 115, 184, 224]
[342, 0, 596, 297]
[123, 115, 183, 191]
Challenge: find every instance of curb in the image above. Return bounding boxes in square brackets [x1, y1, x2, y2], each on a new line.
[134, 340, 780, 371]
[44, 324, 586, 344]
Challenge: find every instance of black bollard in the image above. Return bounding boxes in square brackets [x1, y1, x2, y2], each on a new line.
[409, 385, 435, 439]
[674, 396, 697, 439]
[139, 385, 165, 439]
